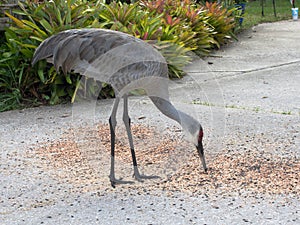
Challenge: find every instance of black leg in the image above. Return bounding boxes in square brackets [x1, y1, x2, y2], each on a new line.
[108, 117, 116, 187]
[108, 98, 133, 188]
[123, 96, 160, 182]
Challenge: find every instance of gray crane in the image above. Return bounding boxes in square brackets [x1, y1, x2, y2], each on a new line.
[32, 28, 207, 187]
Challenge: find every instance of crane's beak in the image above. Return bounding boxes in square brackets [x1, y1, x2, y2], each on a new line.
[196, 142, 207, 172]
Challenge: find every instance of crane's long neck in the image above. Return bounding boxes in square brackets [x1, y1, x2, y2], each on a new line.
[150, 96, 181, 124]
[149, 96, 200, 138]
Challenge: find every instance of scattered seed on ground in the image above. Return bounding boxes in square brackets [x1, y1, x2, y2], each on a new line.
[31, 123, 299, 198]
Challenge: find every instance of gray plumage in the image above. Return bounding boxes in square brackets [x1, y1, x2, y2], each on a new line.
[32, 28, 207, 187]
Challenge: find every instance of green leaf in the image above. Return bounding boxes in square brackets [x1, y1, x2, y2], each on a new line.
[39, 19, 53, 34]
[54, 75, 65, 85]
[30, 36, 44, 43]
[38, 69, 45, 83]
[20, 48, 33, 58]
[56, 86, 67, 97]
[4, 12, 25, 28]
[65, 74, 72, 84]
[22, 20, 47, 37]
[3, 52, 12, 58]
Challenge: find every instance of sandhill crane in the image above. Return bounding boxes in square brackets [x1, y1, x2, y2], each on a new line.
[32, 28, 207, 187]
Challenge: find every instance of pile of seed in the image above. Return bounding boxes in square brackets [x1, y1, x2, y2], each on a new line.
[33, 123, 299, 197]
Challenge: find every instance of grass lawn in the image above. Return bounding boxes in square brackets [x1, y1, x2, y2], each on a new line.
[242, 0, 295, 29]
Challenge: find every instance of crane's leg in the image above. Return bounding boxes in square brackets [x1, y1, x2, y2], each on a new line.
[123, 95, 160, 182]
[109, 97, 133, 188]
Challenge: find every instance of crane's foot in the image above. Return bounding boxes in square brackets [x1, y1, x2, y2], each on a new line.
[109, 175, 134, 188]
[133, 167, 160, 182]
[134, 173, 160, 182]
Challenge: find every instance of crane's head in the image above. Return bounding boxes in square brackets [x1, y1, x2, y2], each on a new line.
[196, 126, 207, 172]
[180, 112, 208, 173]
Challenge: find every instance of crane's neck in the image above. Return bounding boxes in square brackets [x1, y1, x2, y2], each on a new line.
[150, 96, 200, 145]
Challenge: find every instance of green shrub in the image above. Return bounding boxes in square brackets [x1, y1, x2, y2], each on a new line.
[1, 0, 96, 109]
[0, 41, 23, 112]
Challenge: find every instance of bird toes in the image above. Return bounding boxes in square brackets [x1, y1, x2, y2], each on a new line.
[109, 176, 134, 188]
[133, 173, 160, 182]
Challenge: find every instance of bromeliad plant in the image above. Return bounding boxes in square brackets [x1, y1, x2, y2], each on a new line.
[140, 0, 216, 55]
[140, 0, 237, 52]
[98, 2, 163, 40]
[204, 2, 236, 47]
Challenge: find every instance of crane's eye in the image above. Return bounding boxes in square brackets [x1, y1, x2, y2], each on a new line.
[198, 128, 204, 143]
